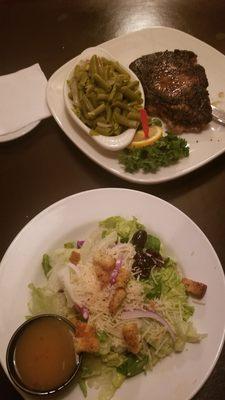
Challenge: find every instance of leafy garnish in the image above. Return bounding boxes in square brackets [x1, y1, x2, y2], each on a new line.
[146, 280, 162, 299]
[79, 380, 88, 397]
[42, 254, 52, 277]
[119, 133, 189, 173]
[64, 241, 75, 249]
[151, 117, 162, 127]
[117, 354, 148, 377]
[145, 234, 161, 253]
[97, 330, 108, 343]
[100, 216, 144, 242]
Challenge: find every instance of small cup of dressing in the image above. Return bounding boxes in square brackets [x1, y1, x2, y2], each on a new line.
[6, 314, 82, 396]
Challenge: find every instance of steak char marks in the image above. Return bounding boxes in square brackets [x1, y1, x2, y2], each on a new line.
[129, 50, 212, 133]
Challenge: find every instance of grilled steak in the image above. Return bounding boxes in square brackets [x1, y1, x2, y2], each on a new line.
[129, 50, 212, 133]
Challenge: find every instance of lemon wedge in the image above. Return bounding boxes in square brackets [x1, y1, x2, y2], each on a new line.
[129, 126, 163, 149]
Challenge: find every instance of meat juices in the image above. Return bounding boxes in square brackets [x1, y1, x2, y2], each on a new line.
[129, 50, 212, 133]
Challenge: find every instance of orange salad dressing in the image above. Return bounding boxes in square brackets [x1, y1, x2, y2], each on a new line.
[14, 317, 78, 391]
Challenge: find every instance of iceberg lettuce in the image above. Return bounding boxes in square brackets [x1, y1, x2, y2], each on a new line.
[100, 216, 144, 242]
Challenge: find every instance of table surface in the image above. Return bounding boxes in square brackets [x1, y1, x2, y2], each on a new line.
[0, 0, 225, 399]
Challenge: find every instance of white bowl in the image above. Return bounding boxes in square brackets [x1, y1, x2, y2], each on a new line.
[63, 46, 145, 151]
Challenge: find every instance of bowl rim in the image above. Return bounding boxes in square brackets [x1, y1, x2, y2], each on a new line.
[6, 314, 82, 396]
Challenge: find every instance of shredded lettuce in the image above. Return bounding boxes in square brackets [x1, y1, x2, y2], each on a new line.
[117, 354, 149, 377]
[100, 216, 144, 242]
[28, 283, 69, 317]
[42, 254, 52, 277]
[80, 354, 125, 400]
[145, 234, 161, 253]
[64, 241, 75, 249]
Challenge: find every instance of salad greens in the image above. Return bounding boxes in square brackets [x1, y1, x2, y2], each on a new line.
[119, 133, 189, 173]
[146, 234, 161, 253]
[28, 216, 205, 400]
[41, 254, 52, 277]
[117, 354, 149, 377]
[100, 216, 144, 242]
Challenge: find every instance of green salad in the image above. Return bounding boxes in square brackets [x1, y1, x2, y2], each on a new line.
[28, 216, 205, 400]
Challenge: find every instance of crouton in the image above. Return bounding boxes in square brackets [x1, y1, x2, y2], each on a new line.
[93, 252, 115, 271]
[123, 323, 140, 354]
[116, 267, 130, 288]
[182, 277, 207, 299]
[109, 287, 127, 315]
[73, 321, 100, 353]
[95, 264, 110, 288]
[69, 250, 80, 265]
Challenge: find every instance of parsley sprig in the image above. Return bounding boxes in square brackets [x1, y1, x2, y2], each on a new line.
[119, 133, 189, 173]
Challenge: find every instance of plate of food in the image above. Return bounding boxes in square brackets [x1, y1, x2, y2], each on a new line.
[0, 188, 224, 400]
[47, 27, 225, 184]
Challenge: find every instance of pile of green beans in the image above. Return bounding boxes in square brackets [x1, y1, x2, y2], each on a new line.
[68, 55, 143, 136]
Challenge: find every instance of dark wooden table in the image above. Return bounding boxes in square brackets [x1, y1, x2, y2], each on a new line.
[0, 1, 225, 399]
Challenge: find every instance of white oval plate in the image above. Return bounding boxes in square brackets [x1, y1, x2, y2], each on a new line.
[0, 188, 224, 400]
[47, 27, 225, 184]
[64, 46, 145, 151]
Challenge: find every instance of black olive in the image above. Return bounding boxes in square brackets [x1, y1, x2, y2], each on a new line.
[131, 230, 147, 249]
[145, 249, 164, 267]
[132, 250, 155, 279]
[132, 261, 150, 279]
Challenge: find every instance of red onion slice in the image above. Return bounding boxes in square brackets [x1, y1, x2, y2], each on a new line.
[80, 306, 89, 320]
[73, 303, 89, 320]
[110, 257, 123, 285]
[77, 240, 85, 249]
[121, 309, 175, 341]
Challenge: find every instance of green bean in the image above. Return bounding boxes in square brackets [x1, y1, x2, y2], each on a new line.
[79, 71, 89, 87]
[87, 103, 106, 119]
[86, 84, 94, 94]
[121, 86, 141, 101]
[86, 93, 98, 108]
[97, 122, 112, 128]
[115, 75, 130, 87]
[70, 80, 77, 102]
[113, 122, 123, 136]
[74, 65, 83, 81]
[114, 92, 123, 101]
[97, 93, 109, 101]
[137, 97, 144, 104]
[96, 56, 105, 78]
[127, 110, 141, 121]
[82, 94, 94, 112]
[95, 115, 107, 123]
[95, 126, 112, 135]
[89, 55, 98, 77]
[112, 101, 129, 110]
[108, 83, 117, 102]
[105, 65, 110, 80]
[89, 129, 99, 136]
[106, 104, 112, 123]
[101, 57, 109, 66]
[114, 113, 139, 129]
[93, 73, 111, 92]
[128, 80, 139, 90]
[114, 61, 130, 77]
[79, 98, 88, 113]
[95, 87, 105, 94]
[113, 107, 121, 118]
